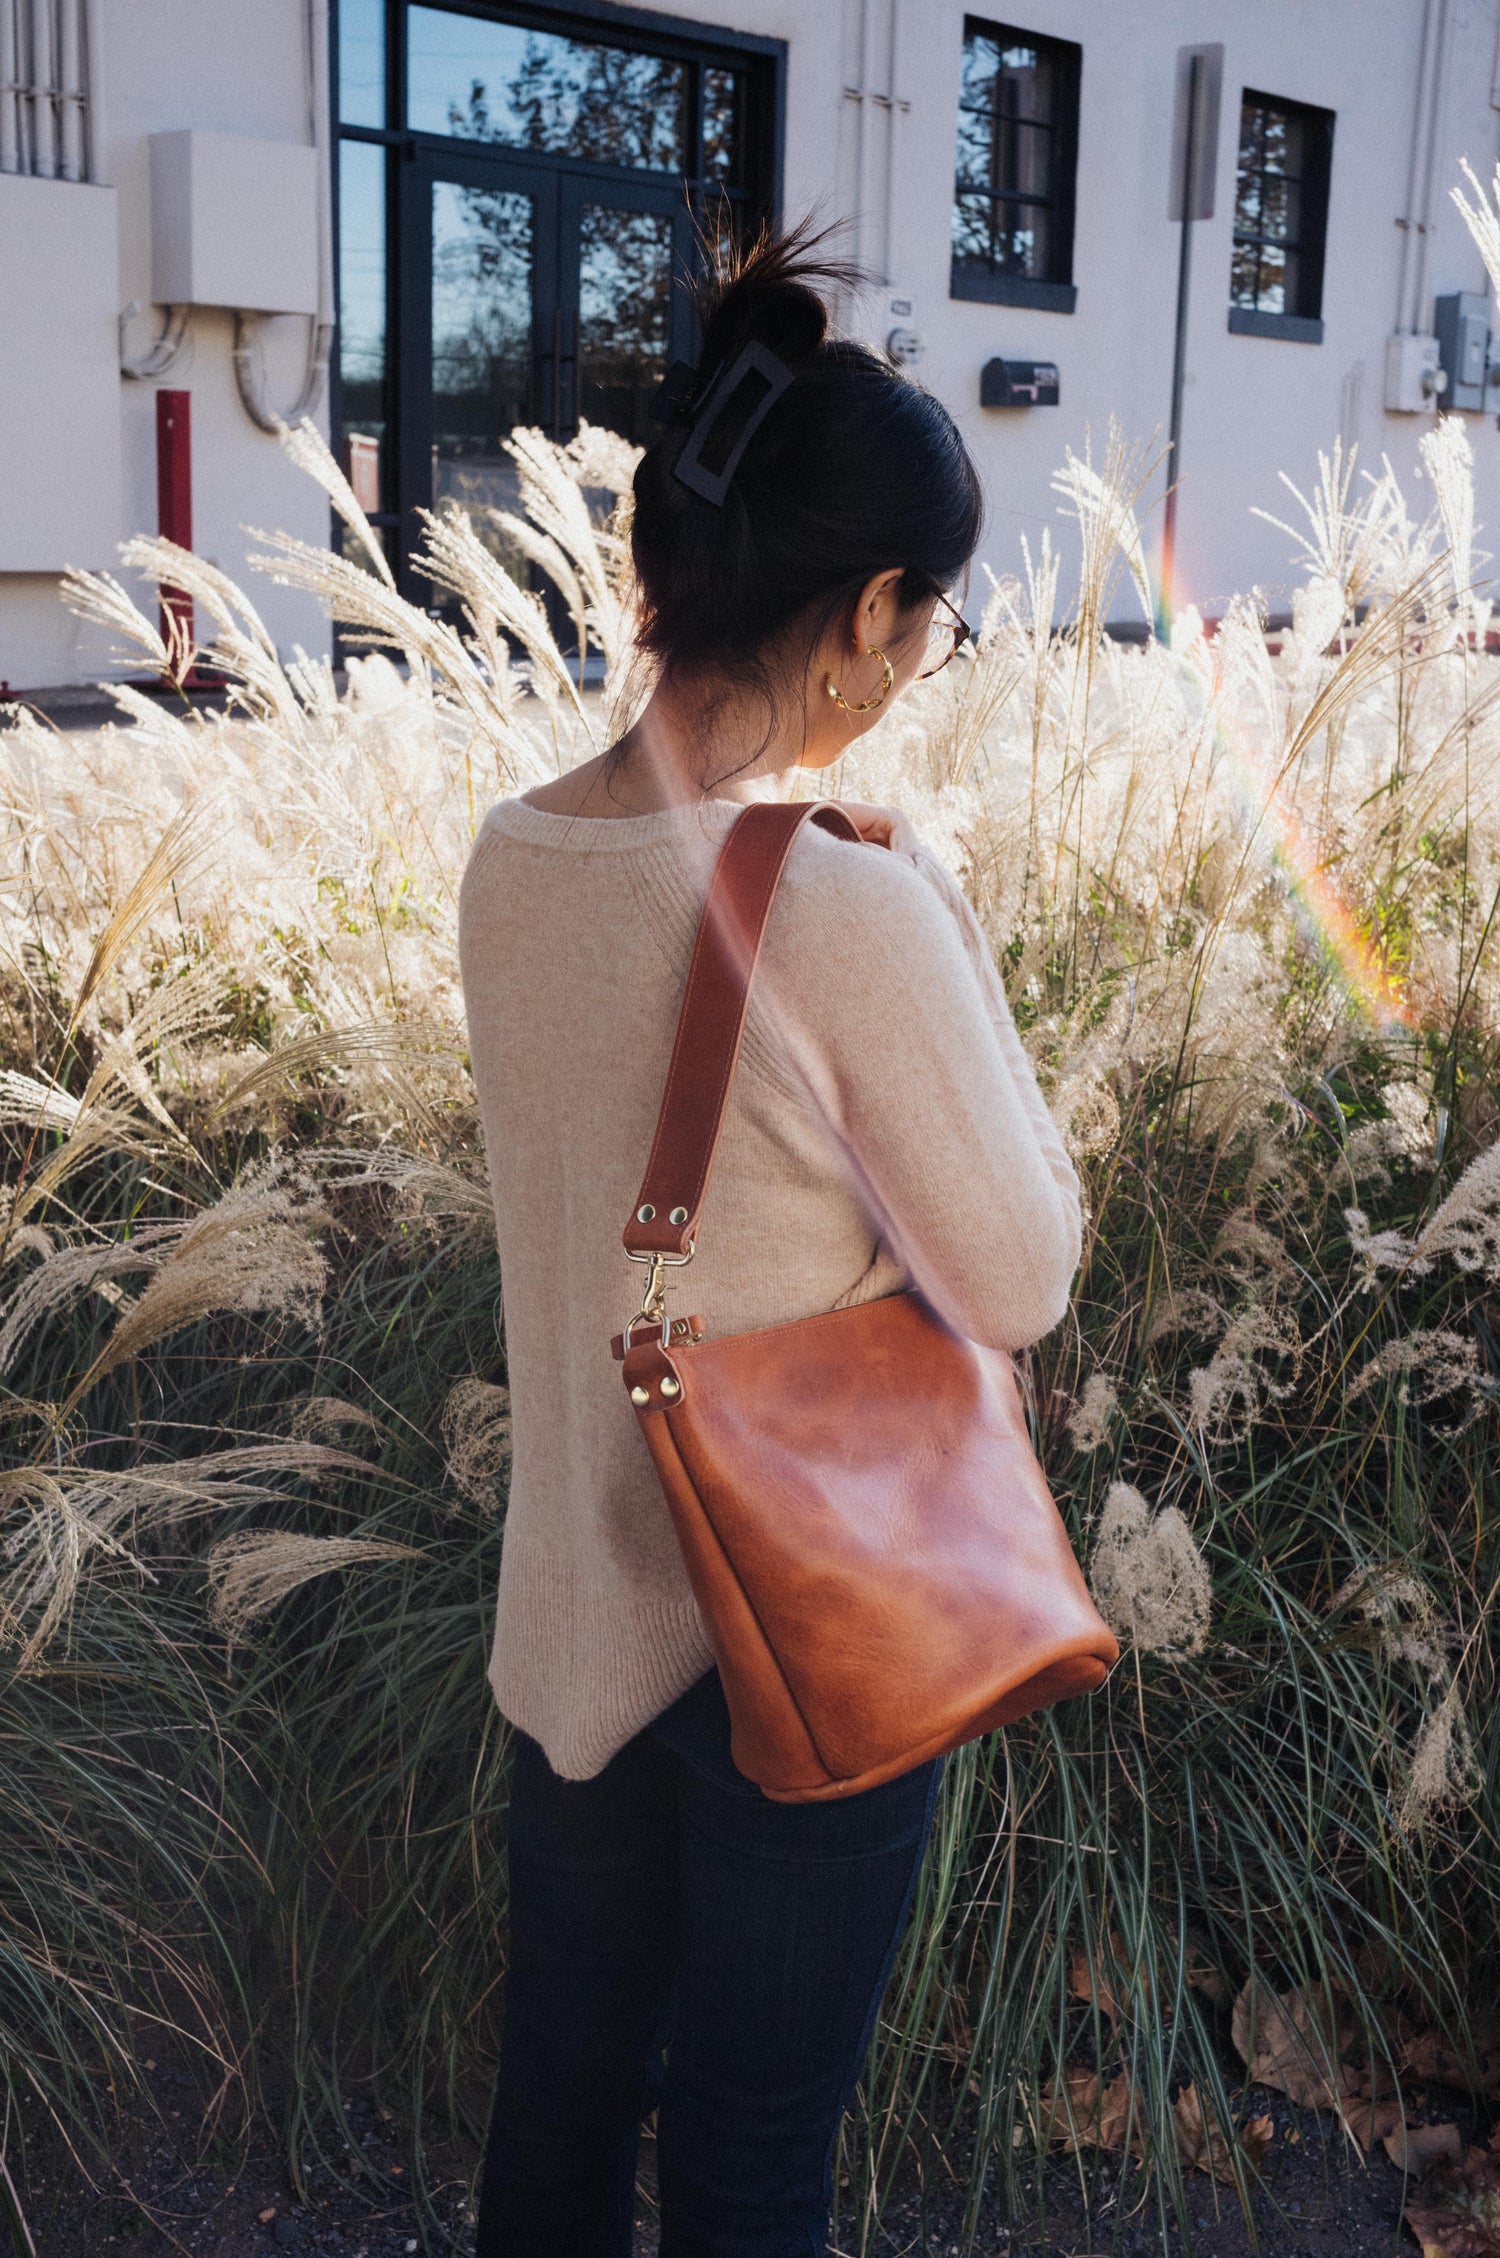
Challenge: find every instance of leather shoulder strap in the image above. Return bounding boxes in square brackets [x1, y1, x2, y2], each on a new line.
[622, 801, 862, 1259]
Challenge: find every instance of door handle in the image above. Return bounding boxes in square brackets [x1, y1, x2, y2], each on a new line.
[569, 308, 582, 435]
[551, 306, 564, 437]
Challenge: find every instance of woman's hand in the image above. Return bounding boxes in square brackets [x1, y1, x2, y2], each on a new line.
[834, 802, 921, 857]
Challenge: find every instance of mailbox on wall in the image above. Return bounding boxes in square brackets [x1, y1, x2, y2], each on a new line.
[981, 358, 1060, 408]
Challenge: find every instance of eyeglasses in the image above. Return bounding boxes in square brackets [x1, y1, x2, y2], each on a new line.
[916, 587, 975, 680]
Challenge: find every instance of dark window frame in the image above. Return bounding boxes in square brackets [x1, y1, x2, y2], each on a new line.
[949, 14, 1081, 314]
[329, 0, 786, 567]
[1228, 87, 1333, 345]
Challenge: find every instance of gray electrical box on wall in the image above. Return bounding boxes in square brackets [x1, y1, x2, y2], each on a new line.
[1434, 291, 1493, 410]
[981, 358, 1060, 407]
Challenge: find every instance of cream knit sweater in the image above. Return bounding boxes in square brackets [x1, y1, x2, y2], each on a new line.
[458, 795, 1082, 1780]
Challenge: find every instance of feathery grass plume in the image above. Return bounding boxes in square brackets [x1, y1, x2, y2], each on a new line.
[1348, 1329, 1492, 1431]
[204, 1530, 420, 1641]
[278, 415, 396, 590]
[55, 562, 174, 676]
[286, 1395, 386, 1446]
[1416, 1139, 1500, 1280]
[59, 1160, 328, 1413]
[1398, 1684, 1484, 1834]
[206, 1019, 431, 1124]
[1347, 1082, 1436, 1184]
[439, 1378, 512, 1513]
[1050, 421, 1158, 634]
[1087, 1482, 1211, 1657]
[1067, 1373, 1120, 1453]
[0, 1071, 80, 1133]
[1186, 1307, 1301, 1443]
[0, 1225, 179, 1372]
[0, 1469, 140, 1665]
[1144, 1288, 1226, 1349]
[484, 421, 637, 679]
[1343, 1205, 1432, 1285]
[1342, 1139, 1500, 1286]
[1453, 154, 1500, 308]
[320, 1146, 495, 1232]
[1330, 1563, 1452, 1681]
[68, 1444, 388, 1541]
[69, 798, 221, 1025]
[414, 502, 591, 725]
[1421, 413, 1485, 622]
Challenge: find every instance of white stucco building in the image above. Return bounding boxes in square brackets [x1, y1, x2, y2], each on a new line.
[4, 0, 1500, 691]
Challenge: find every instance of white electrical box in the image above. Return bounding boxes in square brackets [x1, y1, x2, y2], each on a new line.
[150, 130, 319, 315]
[1384, 331, 1446, 413]
[0, 174, 122, 570]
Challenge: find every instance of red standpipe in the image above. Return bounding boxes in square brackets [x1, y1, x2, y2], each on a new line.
[155, 389, 194, 674]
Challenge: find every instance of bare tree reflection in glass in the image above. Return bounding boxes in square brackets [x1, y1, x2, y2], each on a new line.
[409, 10, 685, 171]
[431, 182, 535, 582]
[579, 206, 673, 446]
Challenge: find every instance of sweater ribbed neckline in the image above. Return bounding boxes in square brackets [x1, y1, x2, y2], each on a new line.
[486, 795, 748, 853]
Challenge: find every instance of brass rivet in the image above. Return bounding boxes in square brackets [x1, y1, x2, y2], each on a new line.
[669, 1205, 689, 1226]
[636, 1203, 656, 1223]
[660, 1376, 681, 1399]
[629, 1384, 650, 1406]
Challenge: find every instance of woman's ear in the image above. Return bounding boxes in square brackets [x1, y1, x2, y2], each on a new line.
[852, 568, 909, 651]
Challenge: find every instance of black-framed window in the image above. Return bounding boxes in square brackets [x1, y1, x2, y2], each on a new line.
[949, 16, 1080, 315]
[331, 0, 783, 581]
[1228, 90, 1333, 344]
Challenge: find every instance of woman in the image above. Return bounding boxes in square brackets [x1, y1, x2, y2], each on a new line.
[458, 228, 1081, 2257]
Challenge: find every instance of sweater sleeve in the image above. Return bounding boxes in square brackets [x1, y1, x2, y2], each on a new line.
[772, 833, 1082, 1353]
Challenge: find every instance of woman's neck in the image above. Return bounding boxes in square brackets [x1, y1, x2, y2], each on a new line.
[522, 669, 838, 819]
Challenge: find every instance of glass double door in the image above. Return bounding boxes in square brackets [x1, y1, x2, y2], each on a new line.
[401, 149, 694, 579]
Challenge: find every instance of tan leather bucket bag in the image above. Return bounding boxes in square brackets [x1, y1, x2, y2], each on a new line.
[615, 800, 1118, 1802]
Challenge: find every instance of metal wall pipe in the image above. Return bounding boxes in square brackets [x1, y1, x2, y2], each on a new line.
[1, 0, 93, 180]
[1410, 0, 1452, 331]
[28, 0, 55, 179]
[1395, 0, 1446, 333]
[58, 0, 81, 177]
[841, 0, 907, 290]
[80, 0, 101, 181]
[0, 1, 20, 175]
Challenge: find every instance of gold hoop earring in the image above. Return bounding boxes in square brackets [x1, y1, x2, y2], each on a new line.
[825, 646, 894, 715]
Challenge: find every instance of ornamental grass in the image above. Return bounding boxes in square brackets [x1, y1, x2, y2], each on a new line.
[3, 174, 1500, 2258]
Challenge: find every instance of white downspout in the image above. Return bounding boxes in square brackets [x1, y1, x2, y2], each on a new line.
[1396, 0, 1438, 332]
[841, 0, 908, 298]
[81, 0, 104, 183]
[880, 0, 901, 289]
[1410, 0, 1452, 333]
[1, 0, 21, 175]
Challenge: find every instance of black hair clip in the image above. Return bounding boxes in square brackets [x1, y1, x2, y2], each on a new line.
[650, 359, 702, 427]
[672, 341, 796, 507]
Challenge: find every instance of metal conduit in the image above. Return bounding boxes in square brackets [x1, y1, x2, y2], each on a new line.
[0, 0, 93, 180]
[842, 0, 907, 289]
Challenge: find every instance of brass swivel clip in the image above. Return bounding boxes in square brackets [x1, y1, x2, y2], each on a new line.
[623, 1244, 694, 1350]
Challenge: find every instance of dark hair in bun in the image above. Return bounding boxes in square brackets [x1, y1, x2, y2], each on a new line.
[630, 220, 983, 680]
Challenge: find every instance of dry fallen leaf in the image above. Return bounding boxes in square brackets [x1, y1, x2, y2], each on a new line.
[1231, 1980, 1357, 2111]
[1403, 2136, 1500, 2257]
[1039, 2068, 1145, 2157]
[1068, 1945, 1125, 2024]
[1171, 2080, 1274, 2183]
[1398, 2025, 1500, 2097]
[1384, 2121, 1466, 2178]
[1341, 2096, 1405, 2150]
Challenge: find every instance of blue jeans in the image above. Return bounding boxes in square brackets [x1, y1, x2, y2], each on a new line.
[474, 1669, 941, 2258]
